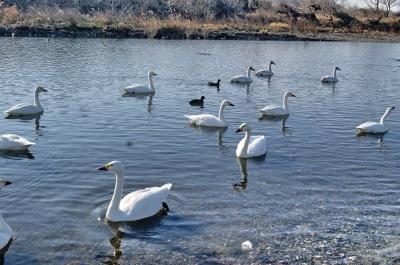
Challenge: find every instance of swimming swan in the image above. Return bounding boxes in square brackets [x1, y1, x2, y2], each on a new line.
[0, 134, 35, 151]
[321, 67, 341, 83]
[0, 179, 13, 250]
[236, 123, 267, 158]
[230, 67, 255, 83]
[123, 70, 157, 94]
[4, 86, 47, 117]
[98, 161, 172, 222]
[255, 61, 276, 77]
[356, 106, 395, 134]
[185, 100, 235, 128]
[260, 91, 296, 116]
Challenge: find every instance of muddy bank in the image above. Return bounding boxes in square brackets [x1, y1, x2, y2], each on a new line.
[1, 25, 399, 42]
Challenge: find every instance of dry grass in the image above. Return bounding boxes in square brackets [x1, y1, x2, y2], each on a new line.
[1, 5, 20, 24]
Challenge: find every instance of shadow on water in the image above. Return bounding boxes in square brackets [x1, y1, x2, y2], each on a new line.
[122, 93, 154, 113]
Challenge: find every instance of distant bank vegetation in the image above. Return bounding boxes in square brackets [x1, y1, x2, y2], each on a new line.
[0, 0, 399, 39]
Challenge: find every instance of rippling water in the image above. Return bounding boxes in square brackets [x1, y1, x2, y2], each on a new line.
[0, 38, 399, 264]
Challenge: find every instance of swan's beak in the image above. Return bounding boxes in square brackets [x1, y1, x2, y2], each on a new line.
[235, 128, 242, 133]
[42, 88, 48, 92]
[97, 166, 108, 171]
[153, 73, 157, 76]
[291, 94, 296, 97]
[229, 103, 235, 106]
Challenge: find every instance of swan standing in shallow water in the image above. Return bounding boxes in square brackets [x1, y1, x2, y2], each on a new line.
[0, 179, 13, 250]
[321, 67, 341, 83]
[255, 61, 275, 77]
[235, 123, 267, 158]
[4, 86, 47, 117]
[260, 91, 296, 116]
[185, 100, 235, 128]
[0, 134, 35, 151]
[230, 67, 255, 83]
[98, 161, 172, 222]
[356, 106, 395, 134]
[123, 70, 157, 94]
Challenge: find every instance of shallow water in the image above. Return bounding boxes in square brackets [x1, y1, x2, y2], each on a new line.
[0, 38, 399, 264]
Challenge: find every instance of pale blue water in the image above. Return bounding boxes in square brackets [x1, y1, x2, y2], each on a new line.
[0, 38, 399, 264]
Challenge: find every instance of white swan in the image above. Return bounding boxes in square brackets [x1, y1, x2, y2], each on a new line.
[98, 161, 172, 222]
[123, 70, 157, 94]
[255, 61, 275, 77]
[356, 106, 395, 134]
[185, 100, 235, 128]
[235, 123, 267, 158]
[230, 67, 255, 83]
[0, 179, 13, 250]
[260, 91, 296, 116]
[321, 67, 341, 83]
[4, 86, 47, 117]
[0, 134, 35, 151]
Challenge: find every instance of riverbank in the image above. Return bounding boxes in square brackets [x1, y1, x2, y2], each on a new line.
[2, 25, 400, 42]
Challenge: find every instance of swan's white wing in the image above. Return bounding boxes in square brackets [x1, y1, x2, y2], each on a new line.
[255, 69, 273, 76]
[0, 134, 35, 151]
[247, 136, 267, 157]
[124, 85, 151, 94]
[119, 183, 172, 221]
[185, 114, 224, 127]
[230, 75, 251, 83]
[356, 122, 387, 133]
[260, 105, 288, 116]
[4, 104, 42, 116]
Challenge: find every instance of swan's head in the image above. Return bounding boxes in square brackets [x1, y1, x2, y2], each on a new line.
[285, 91, 296, 97]
[217, 79, 221, 83]
[221, 100, 235, 107]
[248, 66, 256, 71]
[201, 96, 205, 100]
[0, 179, 12, 188]
[35, 86, 47, 93]
[335, 67, 341, 71]
[385, 106, 395, 114]
[270, 61, 276, 65]
[235, 123, 250, 133]
[149, 70, 157, 77]
[98, 161, 124, 173]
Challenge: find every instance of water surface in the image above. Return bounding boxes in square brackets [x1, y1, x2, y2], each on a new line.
[0, 38, 400, 264]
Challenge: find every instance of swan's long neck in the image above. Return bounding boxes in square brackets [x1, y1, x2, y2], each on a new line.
[380, 110, 391, 125]
[269, 62, 273, 71]
[247, 68, 251, 78]
[239, 129, 251, 158]
[148, 74, 155, 91]
[34, 89, 41, 108]
[218, 104, 226, 122]
[283, 94, 289, 110]
[107, 170, 124, 217]
[333, 68, 337, 78]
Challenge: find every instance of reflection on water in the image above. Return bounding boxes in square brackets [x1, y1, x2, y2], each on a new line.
[233, 158, 248, 192]
[356, 132, 385, 146]
[122, 93, 154, 113]
[0, 150, 34, 160]
[0, 239, 12, 265]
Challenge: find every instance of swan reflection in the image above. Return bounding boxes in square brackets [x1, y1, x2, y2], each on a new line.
[233, 158, 248, 192]
[122, 93, 154, 113]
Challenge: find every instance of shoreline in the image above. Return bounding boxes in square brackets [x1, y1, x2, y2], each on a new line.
[1, 26, 400, 42]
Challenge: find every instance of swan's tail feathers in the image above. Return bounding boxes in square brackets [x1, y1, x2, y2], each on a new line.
[24, 141, 35, 147]
[163, 183, 173, 190]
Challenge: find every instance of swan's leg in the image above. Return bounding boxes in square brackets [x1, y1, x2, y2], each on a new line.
[162, 202, 170, 212]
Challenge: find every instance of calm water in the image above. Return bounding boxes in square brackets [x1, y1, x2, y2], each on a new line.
[0, 38, 399, 264]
